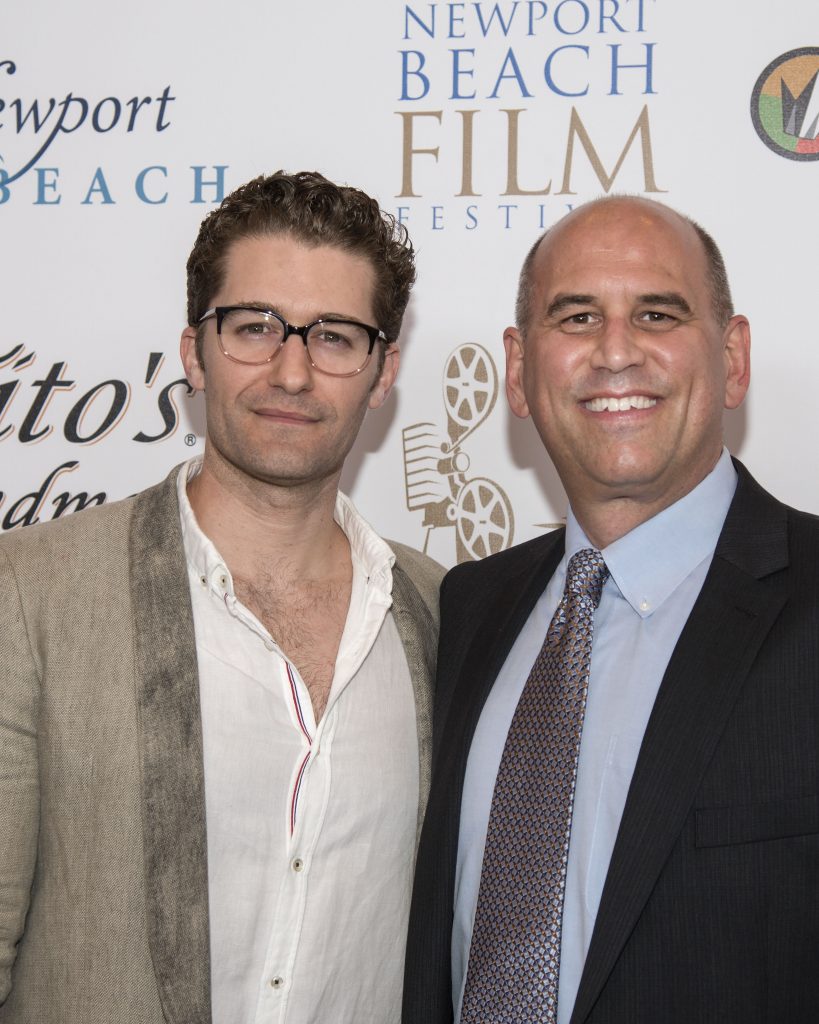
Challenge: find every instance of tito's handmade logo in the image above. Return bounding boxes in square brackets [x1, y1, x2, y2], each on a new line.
[750, 47, 819, 161]
[0, 345, 196, 530]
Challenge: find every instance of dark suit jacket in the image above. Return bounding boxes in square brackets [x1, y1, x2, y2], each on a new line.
[403, 461, 819, 1024]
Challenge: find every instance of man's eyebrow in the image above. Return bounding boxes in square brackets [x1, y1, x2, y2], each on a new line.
[231, 299, 281, 312]
[541, 291, 694, 320]
[544, 294, 597, 318]
[638, 292, 693, 315]
[230, 302, 366, 323]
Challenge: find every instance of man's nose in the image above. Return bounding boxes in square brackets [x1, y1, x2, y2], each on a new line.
[589, 317, 646, 373]
[265, 329, 314, 391]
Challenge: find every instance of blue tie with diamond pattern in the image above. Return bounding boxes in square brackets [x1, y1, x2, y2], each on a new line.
[460, 548, 609, 1024]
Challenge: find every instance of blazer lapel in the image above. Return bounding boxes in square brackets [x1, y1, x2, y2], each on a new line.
[391, 563, 439, 835]
[129, 469, 212, 1024]
[571, 464, 790, 1024]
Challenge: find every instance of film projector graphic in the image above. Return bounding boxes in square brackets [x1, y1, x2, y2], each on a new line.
[402, 344, 514, 563]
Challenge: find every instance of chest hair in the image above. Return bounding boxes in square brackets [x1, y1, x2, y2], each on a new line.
[234, 571, 352, 722]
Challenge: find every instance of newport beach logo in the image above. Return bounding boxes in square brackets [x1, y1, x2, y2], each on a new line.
[750, 47, 819, 161]
[0, 57, 226, 204]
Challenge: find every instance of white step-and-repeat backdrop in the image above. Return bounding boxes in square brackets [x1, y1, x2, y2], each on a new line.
[2, 2, 817, 565]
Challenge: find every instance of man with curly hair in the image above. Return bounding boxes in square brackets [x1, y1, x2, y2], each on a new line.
[0, 171, 443, 1024]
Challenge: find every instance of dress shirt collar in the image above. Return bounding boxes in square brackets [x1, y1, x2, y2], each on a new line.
[565, 448, 738, 619]
[176, 457, 395, 601]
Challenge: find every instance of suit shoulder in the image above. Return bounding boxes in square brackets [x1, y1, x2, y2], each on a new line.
[0, 491, 136, 566]
[786, 504, 819, 583]
[0, 470, 178, 577]
[787, 503, 819, 534]
[444, 529, 564, 593]
[388, 540, 445, 615]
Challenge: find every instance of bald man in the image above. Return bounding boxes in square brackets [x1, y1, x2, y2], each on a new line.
[403, 197, 819, 1024]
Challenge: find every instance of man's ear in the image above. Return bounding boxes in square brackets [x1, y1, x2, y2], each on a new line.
[180, 326, 205, 391]
[504, 327, 530, 419]
[722, 314, 751, 411]
[368, 345, 400, 410]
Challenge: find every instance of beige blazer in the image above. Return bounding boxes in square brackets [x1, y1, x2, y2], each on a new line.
[0, 468, 443, 1024]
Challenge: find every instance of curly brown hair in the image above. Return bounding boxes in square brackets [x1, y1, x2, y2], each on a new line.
[187, 170, 416, 365]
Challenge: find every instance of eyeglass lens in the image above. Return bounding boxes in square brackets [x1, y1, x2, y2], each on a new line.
[219, 308, 373, 373]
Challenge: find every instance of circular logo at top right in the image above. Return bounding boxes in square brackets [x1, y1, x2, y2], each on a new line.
[751, 47, 819, 161]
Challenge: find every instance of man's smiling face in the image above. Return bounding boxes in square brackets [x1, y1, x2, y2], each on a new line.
[504, 198, 750, 519]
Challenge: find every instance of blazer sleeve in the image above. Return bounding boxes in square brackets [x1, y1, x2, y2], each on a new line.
[0, 547, 41, 1005]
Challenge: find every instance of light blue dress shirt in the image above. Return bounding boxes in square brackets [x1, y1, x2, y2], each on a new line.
[452, 448, 738, 1024]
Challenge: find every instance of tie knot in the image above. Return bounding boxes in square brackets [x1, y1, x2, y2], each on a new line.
[565, 548, 609, 608]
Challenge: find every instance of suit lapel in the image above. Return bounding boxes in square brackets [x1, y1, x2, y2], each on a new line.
[437, 532, 565, 792]
[403, 533, 566, 1024]
[129, 469, 212, 1024]
[571, 464, 790, 1024]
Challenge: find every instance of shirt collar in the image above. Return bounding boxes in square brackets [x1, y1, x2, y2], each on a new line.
[565, 448, 738, 618]
[177, 457, 395, 599]
[334, 491, 395, 594]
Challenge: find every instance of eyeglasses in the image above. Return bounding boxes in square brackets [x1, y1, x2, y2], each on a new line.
[196, 305, 388, 378]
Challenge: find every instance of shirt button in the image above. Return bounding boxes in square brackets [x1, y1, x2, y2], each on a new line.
[292, 858, 304, 872]
[270, 976, 284, 990]
[639, 599, 650, 612]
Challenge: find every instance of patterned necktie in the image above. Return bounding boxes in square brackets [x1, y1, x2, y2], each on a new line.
[461, 548, 609, 1024]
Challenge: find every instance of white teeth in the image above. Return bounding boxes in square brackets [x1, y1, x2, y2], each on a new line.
[584, 395, 657, 412]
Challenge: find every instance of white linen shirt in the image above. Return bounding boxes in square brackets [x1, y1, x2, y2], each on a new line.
[176, 461, 419, 1024]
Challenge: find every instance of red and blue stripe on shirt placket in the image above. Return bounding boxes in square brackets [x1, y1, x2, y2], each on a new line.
[287, 661, 313, 836]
